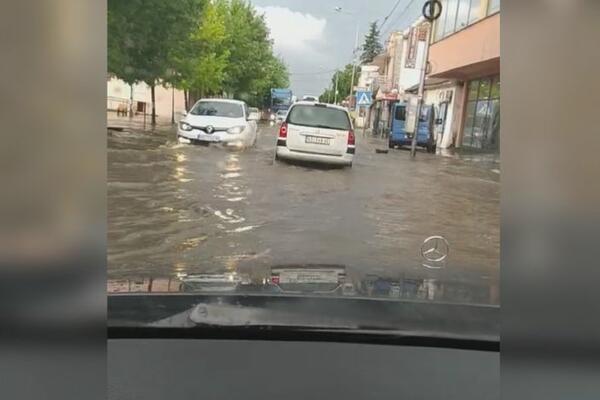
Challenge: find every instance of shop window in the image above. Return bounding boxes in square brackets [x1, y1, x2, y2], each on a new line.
[468, 0, 482, 24]
[490, 76, 500, 99]
[467, 80, 480, 100]
[456, 0, 471, 30]
[434, 1, 449, 42]
[478, 78, 492, 100]
[434, 0, 488, 42]
[488, 0, 500, 15]
[394, 105, 406, 121]
[462, 75, 500, 151]
[443, 0, 459, 36]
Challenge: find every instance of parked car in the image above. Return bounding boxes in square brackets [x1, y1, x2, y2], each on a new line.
[389, 102, 436, 153]
[275, 101, 355, 167]
[248, 107, 261, 121]
[178, 99, 258, 147]
[275, 109, 288, 123]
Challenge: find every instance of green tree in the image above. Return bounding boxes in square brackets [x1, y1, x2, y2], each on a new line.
[170, 0, 230, 106]
[222, 0, 274, 98]
[108, 0, 203, 125]
[360, 21, 384, 64]
[319, 64, 359, 104]
[108, 0, 289, 116]
[244, 55, 289, 108]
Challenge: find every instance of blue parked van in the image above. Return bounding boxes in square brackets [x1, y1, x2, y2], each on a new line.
[389, 102, 436, 153]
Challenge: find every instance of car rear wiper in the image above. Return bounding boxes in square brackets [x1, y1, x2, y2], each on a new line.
[292, 123, 346, 130]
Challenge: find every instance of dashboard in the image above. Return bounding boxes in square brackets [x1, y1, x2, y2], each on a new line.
[108, 339, 499, 399]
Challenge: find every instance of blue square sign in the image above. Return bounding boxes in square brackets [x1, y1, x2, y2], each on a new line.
[356, 90, 373, 106]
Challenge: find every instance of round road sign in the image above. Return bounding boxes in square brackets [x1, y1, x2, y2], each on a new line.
[422, 0, 443, 21]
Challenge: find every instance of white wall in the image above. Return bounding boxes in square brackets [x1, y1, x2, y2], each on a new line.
[398, 36, 427, 93]
[107, 77, 186, 120]
[424, 84, 459, 149]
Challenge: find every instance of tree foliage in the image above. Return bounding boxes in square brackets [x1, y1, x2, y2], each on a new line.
[108, 0, 202, 86]
[319, 64, 359, 104]
[108, 0, 289, 114]
[360, 21, 384, 64]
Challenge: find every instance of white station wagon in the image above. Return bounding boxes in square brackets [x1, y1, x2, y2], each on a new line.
[275, 102, 355, 167]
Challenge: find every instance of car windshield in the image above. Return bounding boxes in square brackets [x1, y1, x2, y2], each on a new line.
[190, 101, 244, 118]
[287, 105, 351, 130]
[108, 0, 500, 334]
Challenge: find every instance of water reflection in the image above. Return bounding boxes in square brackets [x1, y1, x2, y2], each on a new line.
[108, 266, 499, 305]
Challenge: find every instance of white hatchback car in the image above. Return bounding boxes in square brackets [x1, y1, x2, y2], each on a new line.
[275, 102, 355, 167]
[178, 99, 258, 147]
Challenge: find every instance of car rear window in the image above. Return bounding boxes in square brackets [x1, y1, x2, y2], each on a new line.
[287, 105, 351, 131]
[394, 106, 406, 121]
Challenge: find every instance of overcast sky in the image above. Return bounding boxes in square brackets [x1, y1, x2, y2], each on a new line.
[251, 0, 423, 97]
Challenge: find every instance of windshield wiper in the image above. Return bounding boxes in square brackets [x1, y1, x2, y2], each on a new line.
[109, 300, 498, 351]
[108, 294, 499, 351]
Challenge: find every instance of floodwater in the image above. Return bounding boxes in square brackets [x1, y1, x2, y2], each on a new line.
[108, 117, 499, 303]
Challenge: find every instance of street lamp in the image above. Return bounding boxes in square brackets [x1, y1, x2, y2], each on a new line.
[333, 7, 360, 109]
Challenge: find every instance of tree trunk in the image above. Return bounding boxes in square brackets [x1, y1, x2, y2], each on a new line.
[184, 90, 189, 111]
[151, 84, 156, 126]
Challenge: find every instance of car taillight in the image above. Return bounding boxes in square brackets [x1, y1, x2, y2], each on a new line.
[279, 123, 288, 138]
[271, 276, 280, 284]
[348, 130, 355, 146]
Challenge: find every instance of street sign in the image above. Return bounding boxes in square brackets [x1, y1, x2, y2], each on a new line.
[422, 0, 443, 21]
[356, 90, 372, 106]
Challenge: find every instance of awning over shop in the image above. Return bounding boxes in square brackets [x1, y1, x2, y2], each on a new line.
[405, 78, 455, 94]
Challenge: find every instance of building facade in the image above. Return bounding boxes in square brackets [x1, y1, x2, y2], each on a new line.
[107, 77, 187, 121]
[427, 0, 500, 152]
[355, 65, 381, 129]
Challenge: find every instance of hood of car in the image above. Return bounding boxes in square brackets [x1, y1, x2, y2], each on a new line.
[184, 115, 245, 129]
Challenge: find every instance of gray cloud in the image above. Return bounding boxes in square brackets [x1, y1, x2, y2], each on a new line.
[251, 0, 423, 97]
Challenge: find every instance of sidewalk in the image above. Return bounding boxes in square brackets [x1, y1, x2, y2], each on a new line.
[107, 111, 177, 131]
[359, 129, 500, 173]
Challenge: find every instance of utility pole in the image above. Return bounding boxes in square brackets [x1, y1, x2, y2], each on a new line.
[129, 84, 134, 118]
[410, 23, 432, 158]
[171, 86, 175, 125]
[334, 72, 339, 104]
[411, 1, 442, 158]
[349, 20, 360, 110]
[333, 6, 360, 110]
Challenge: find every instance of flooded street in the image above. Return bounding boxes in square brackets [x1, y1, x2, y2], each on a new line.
[108, 117, 499, 302]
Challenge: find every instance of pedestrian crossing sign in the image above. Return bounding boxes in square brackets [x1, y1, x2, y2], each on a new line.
[356, 90, 372, 106]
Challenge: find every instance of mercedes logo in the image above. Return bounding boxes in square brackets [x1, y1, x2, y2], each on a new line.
[205, 125, 214, 134]
[421, 236, 449, 263]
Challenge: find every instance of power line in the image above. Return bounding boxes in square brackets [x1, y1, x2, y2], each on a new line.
[381, 0, 417, 39]
[378, 0, 403, 32]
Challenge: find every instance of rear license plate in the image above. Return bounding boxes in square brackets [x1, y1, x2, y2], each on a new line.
[305, 136, 330, 145]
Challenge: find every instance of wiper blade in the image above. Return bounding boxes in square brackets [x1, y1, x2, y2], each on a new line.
[149, 302, 359, 330]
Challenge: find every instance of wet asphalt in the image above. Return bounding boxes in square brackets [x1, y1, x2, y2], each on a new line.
[108, 116, 500, 304]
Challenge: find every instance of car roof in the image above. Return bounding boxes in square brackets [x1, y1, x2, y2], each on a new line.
[198, 98, 245, 105]
[292, 101, 349, 112]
